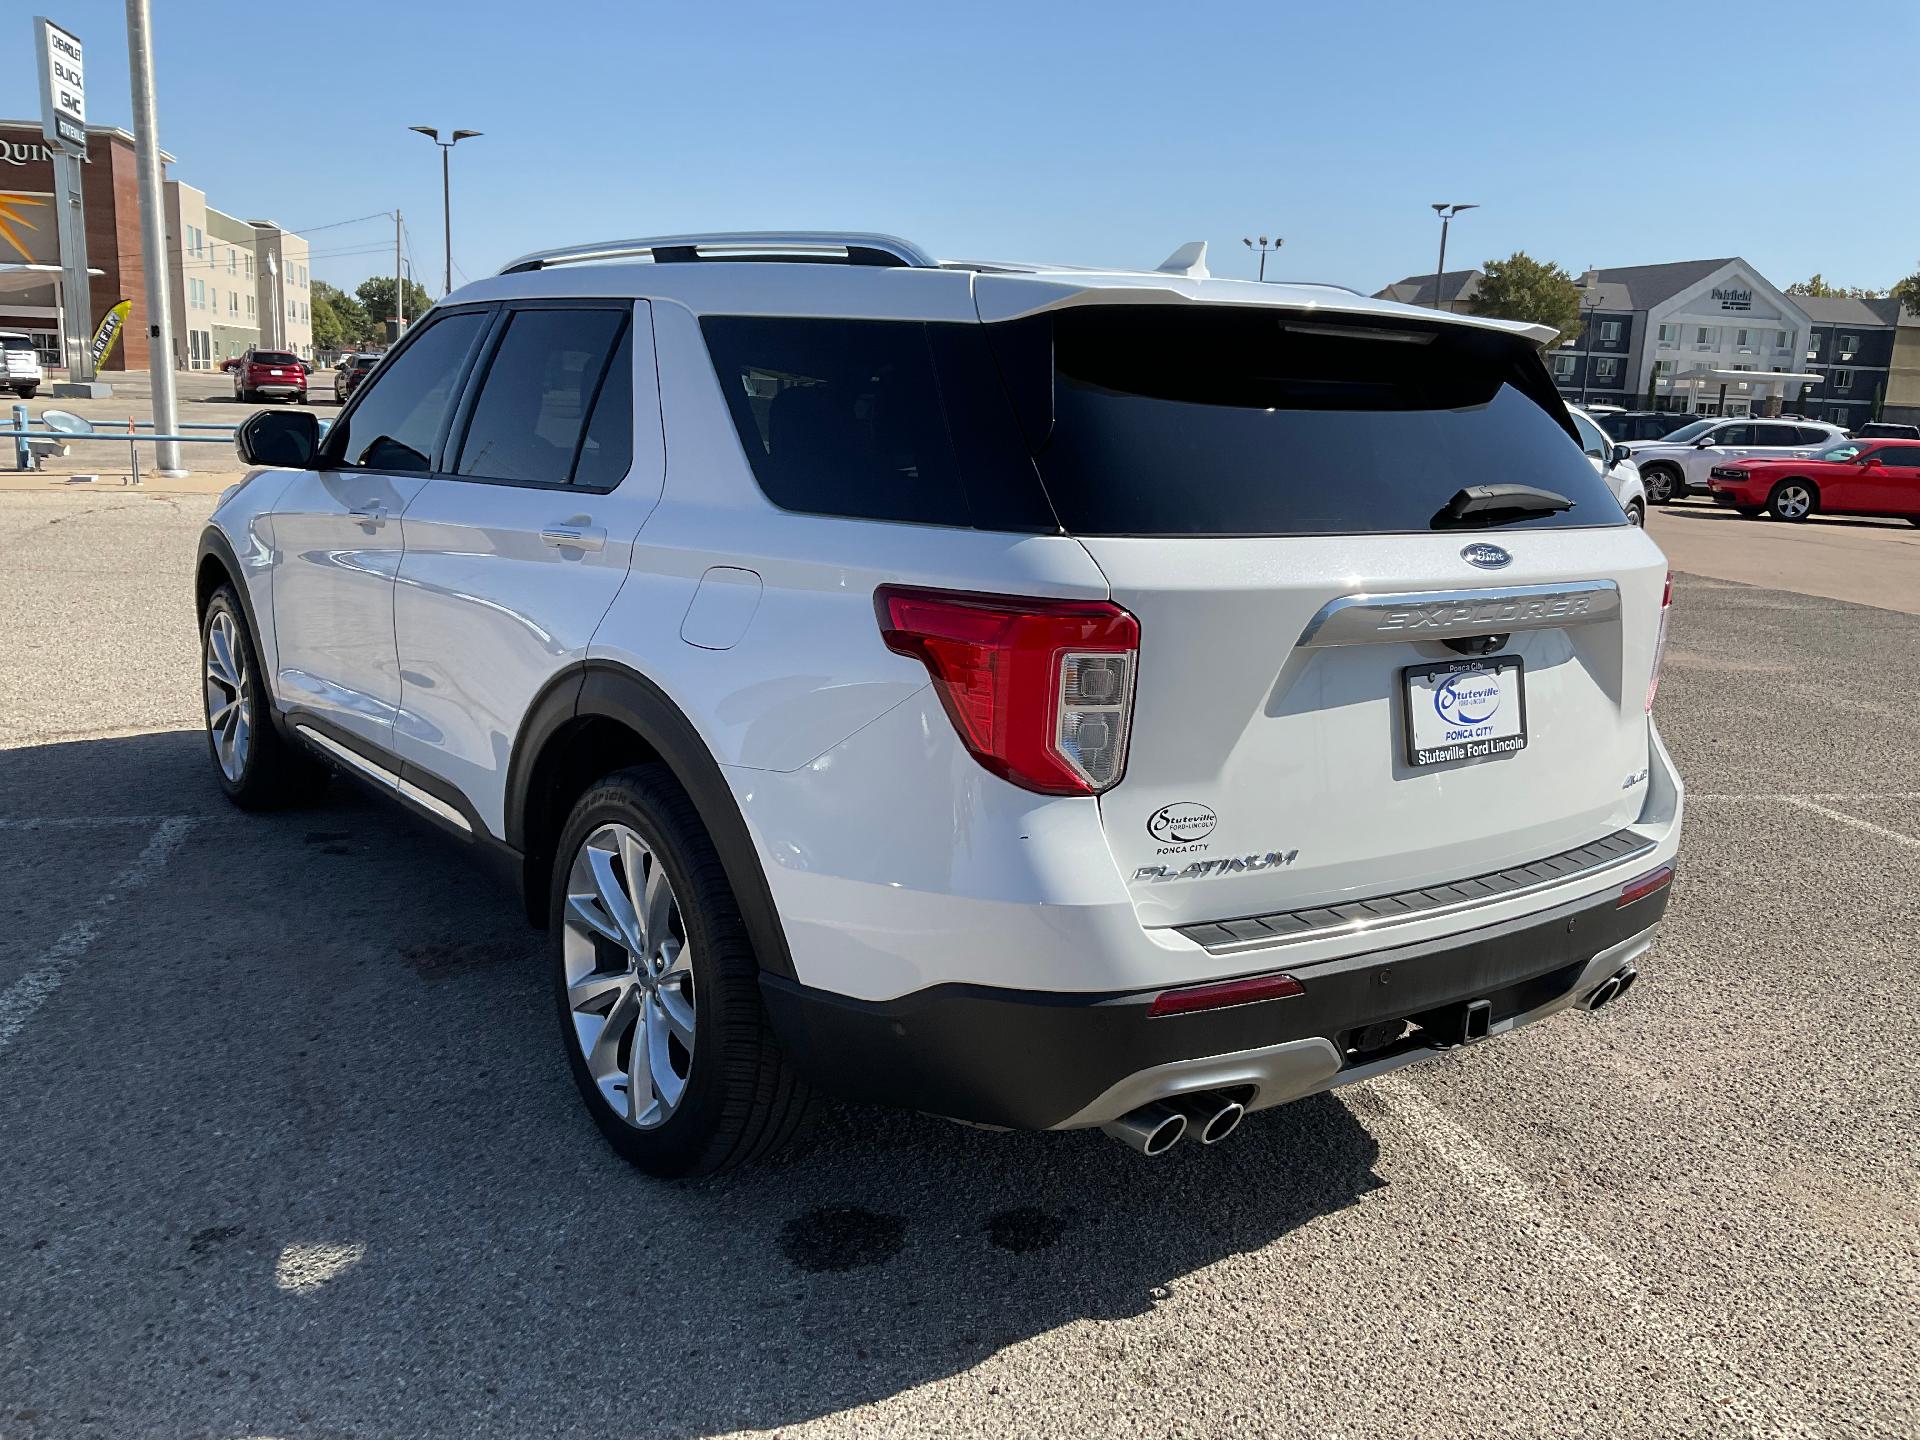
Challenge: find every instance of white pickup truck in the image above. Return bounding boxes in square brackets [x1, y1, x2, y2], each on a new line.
[2, 331, 44, 399]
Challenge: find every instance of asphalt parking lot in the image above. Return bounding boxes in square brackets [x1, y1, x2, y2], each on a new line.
[2, 492, 1916, 1439]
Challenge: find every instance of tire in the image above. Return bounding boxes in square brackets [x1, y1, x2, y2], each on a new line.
[1767, 479, 1817, 523]
[1736, 506, 1765, 519]
[549, 764, 812, 1177]
[15, 385, 36, 399]
[1641, 465, 1680, 505]
[1625, 501, 1644, 527]
[200, 585, 329, 809]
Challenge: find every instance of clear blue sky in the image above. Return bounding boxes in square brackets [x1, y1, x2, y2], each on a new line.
[25, 1, 1920, 299]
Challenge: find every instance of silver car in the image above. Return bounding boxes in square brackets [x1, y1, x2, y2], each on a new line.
[1625, 417, 1845, 505]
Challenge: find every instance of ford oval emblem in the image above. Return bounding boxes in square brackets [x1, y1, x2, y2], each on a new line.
[1461, 543, 1513, 570]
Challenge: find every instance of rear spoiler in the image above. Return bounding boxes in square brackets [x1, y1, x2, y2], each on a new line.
[973, 274, 1565, 350]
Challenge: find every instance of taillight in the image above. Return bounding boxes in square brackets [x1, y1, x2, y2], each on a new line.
[1646, 570, 1671, 713]
[876, 585, 1138, 795]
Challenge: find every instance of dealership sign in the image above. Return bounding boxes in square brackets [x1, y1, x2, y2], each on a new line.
[1, 137, 56, 167]
[34, 17, 87, 156]
[1712, 286, 1753, 312]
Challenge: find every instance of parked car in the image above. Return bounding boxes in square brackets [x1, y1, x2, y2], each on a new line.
[333, 351, 381, 404]
[2, 330, 44, 398]
[1707, 437, 1920, 525]
[1624, 417, 1845, 504]
[1569, 404, 1647, 525]
[233, 348, 308, 404]
[1850, 422, 1920, 441]
[200, 230, 1681, 1176]
[1595, 410, 1699, 443]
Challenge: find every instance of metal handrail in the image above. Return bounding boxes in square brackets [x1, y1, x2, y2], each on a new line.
[497, 231, 939, 275]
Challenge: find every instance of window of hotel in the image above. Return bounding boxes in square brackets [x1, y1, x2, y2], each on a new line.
[1551, 354, 1576, 378]
[1734, 329, 1751, 348]
[228, 249, 237, 275]
[245, 255, 254, 279]
[246, 295, 255, 318]
[1695, 326, 1716, 346]
[1839, 334, 1859, 357]
[1832, 369, 1853, 392]
[1655, 359, 1675, 377]
[1774, 330, 1789, 349]
[1599, 320, 1621, 343]
[1657, 324, 1677, 345]
[1595, 357, 1619, 380]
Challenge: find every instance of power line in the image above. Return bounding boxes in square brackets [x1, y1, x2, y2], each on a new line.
[283, 209, 395, 236]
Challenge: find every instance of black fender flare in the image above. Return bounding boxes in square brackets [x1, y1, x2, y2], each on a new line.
[507, 660, 797, 979]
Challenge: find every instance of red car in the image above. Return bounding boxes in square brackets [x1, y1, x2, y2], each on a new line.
[1707, 437, 1920, 525]
[232, 348, 308, 404]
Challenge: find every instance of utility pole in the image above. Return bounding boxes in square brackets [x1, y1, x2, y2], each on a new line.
[124, 0, 182, 473]
[394, 209, 404, 341]
[1429, 203, 1478, 311]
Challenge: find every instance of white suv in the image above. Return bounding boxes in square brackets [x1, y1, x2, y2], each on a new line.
[198, 232, 1683, 1176]
[2, 331, 44, 398]
[1625, 416, 1844, 504]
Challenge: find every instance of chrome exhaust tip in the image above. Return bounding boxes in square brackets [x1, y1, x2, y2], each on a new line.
[1169, 1093, 1246, 1145]
[1101, 1102, 1188, 1156]
[1585, 976, 1622, 1011]
[1613, 965, 1639, 1000]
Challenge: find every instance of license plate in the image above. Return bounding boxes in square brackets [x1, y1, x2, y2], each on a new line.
[1403, 655, 1527, 767]
[269, 369, 284, 376]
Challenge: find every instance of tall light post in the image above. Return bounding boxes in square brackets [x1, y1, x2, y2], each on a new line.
[1578, 277, 1603, 407]
[1429, 202, 1478, 310]
[1242, 234, 1283, 282]
[408, 126, 481, 296]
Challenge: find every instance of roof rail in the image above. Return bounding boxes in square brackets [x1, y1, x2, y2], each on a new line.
[497, 231, 939, 276]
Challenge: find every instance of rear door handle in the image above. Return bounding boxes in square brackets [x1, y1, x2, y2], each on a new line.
[541, 524, 606, 552]
[350, 501, 388, 528]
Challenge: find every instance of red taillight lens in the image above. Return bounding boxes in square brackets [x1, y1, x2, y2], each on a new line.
[1147, 973, 1304, 1018]
[876, 585, 1139, 795]
[1646, 570, 1672, 713]
[1618, 863, 1673, 907]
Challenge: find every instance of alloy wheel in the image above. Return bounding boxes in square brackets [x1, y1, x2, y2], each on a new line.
[561, 823, 696, 1129]
[1775, 484, 1812, 519]
[203, 609, 252, 782]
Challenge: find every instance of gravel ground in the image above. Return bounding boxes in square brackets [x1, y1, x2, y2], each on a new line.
[0, 492, 1915, 1439]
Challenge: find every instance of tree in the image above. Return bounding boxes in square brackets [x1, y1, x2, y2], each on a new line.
[1786, 274, 1886, 299]
[310, 280, 372, 353]
[1892, 263, 1920, 318]
[354, 276, 435, 337]
[1469, 252, 1584, 343]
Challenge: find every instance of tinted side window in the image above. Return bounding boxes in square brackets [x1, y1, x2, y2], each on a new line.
[701, 316, 1050, 530]
[1754, 424, 1801, 446]
[455, 307, 628, 486]
[1880, 449, 1920, 468]
[1797, 426, 1835, 444]
[571, 323, 634, 491]
[1570, 412, 1608, 459]
[328, 312, 486, 472]
[1714, 424, 1755, 446]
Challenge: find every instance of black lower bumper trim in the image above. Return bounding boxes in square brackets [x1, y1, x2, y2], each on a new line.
[761, 876, 1672, 1131]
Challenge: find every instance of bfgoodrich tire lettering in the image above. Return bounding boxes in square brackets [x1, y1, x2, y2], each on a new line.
[549, 764, 812, 1177]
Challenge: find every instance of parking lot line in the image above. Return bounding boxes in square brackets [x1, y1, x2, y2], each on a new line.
[1776, 796, 1920, 852]
[0, 817, 195, 1055]
[0, 815, 190, 830]
[1365, 1073, 1813, 1440]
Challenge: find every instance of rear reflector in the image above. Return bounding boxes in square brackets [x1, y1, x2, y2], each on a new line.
[1146, 972, 1304, 1018]
[1618, 864, 1674, 907]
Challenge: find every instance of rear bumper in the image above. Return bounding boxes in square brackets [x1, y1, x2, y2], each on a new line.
[762, 875, 1671, 1131]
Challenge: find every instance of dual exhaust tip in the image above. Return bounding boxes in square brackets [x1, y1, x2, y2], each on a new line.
[1101, 1092, 1246, 1156]
[1584, 964, 1639, 1012]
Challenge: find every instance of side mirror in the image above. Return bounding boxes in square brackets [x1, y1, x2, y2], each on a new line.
[1611, 444, 1632, 466]
[1694, 436, 1717, 447]
[1862, 455, 1884, 467]
[236, 407, 321, 469]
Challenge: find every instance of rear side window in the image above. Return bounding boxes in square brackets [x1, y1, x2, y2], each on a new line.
[989, 306, 1623, 536]
[1797, 425, 1836, 443]
[701, 316, 1053, 531]
[1753, 423, 1801, 446]
[455, 306, 630, 486]
[2, 336, 36, 351]
[327, 311, 486, 472]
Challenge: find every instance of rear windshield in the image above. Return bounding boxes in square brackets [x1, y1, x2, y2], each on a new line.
[252, 351, 298, 366]
[995, 307, 1620, 535]
[1, 336, 35, 351]
[701, 307, 1622, 536]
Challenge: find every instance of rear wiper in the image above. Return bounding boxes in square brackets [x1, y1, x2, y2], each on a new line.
[1431, 484, 1575, 529]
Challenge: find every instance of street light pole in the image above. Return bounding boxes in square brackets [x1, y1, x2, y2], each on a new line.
[409, 127, 482, 296]
[1429, 202, 1478, 310]
[1241, 234, 1283, 282]
[1579, 283, 1601, 407]
[125, 0, 183, 474]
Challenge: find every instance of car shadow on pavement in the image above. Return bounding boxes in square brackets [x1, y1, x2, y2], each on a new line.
[1658, 503, 1917, 532]
[1, 730, 1387, 1439]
